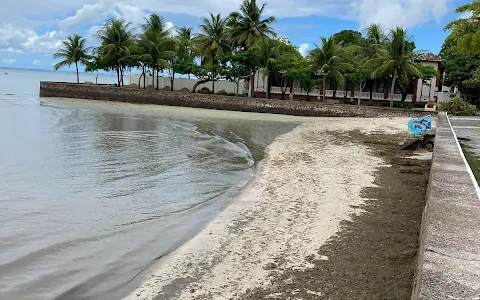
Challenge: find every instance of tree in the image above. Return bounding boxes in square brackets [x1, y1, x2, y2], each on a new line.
[444, 1, 480, 55]
[253, 38, 282, 99]
[369, 27, 420, 107]
[228, 0, 277, 97]
[194, 13, 230, 93]
[285, 57, 311, 100]
[308, 36, 351, 101]
[222, 50, 254, 96]
[228, 0, 276, 48]
[442, 2, 480, 99]
[174, 27, 196, 79]
[362, 24, 387, 103]
[53, 34, 90, 83]
[441, 36, 480, 97]
[142, 13, 173, 38]
[269, 38, 304, 99]
[300, 73, 316, 100]
[394, 62, 438, 102]
[96, 19, 135, 86]
[332, 30, 363, 46]
[85, 53, 110, 84]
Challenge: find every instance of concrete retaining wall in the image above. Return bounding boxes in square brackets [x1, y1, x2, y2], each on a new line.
[128, 74, 243, 93]
[412, 112, 480, 299]
[40, 82, 431, 118]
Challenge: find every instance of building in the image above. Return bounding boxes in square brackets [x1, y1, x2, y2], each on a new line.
[252, 53, 454, 105]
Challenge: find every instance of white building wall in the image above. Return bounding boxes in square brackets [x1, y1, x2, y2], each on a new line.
[128, 74, 243, 94]
[415, 61, 440, 102]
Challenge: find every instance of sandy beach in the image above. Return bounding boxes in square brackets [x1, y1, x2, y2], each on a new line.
[121, 116, 421, 300]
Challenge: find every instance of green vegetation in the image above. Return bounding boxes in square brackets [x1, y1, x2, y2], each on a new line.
[442, 0, 480, 100]
[53, 34, 91, 83]
[53, 0, 437, 105]
[461, 145, 480, 184]
[440, 96, 478, 115]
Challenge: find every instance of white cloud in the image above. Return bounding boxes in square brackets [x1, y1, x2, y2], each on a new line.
[1, 58, 16, 65]
[57, 1, 110, 30]
[298, 43, 309, 57]
[0, 0, 452, 55]
[0, 23, 65, 54]
[352, 0, 450, 29]
[33, 59, 41, 65]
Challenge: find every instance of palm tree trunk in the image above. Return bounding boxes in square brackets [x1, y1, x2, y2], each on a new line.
[323, 76, 326, 102]
[358, 83, 363, 106]
[156, 69, 159, 90]
[117, 66, 121, 86]
[250, 71, 255, 98]
[265, 74, 269, 99]
[236, 76, 240, 96]
[170, 72, 174, 91]
[390, 70, 397, 108]
[75, 61, 79, 84]
[291, 79, 296, 100]
[212, 73, 215, 93]
[121, 67, 124, 86]
[143, 66, 146, 89]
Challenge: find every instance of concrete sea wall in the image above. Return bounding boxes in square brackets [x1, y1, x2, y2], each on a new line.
[40, 82, 431, 118]
[411, 112, 480, 299]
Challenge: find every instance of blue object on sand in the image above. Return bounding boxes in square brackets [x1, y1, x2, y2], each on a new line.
[408, 115, 432, 136]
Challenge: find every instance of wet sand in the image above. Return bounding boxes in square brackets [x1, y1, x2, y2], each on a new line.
[122, 117, 430, 300]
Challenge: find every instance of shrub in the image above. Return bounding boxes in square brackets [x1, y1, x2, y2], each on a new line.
[216, 90, 229, 96]
[427, 103, 434, 108]
[198, 87, 212, 94]
[440, 96, 478, 116]
[413, 102, 426, 108]
[392, 102, 409, 109]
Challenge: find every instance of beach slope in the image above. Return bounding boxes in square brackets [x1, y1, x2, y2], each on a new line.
[125, 117, 413, 300]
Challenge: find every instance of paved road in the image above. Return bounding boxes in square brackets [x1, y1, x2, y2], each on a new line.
[449, 116, 480, 155]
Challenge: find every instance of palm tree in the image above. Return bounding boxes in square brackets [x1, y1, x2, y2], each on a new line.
[308, 36, 351, 101]
[177, 27, 193, 42]
[96, 19, 135, 86]
[300, 74, 316, 100]
[138, 31, 176, 89]
[365, 24, 387, 46]
[176, 27, 195, 79]
[139, 14, 176, 89]
[194, 13, 230, 93]
[253, 38, 282, 99]
[228, 0, 277, 49]
[142, 14, 172, 37]
[228, 0, 277, 97]
[53, 34, 90, 83]
[369, 27, 421, 107]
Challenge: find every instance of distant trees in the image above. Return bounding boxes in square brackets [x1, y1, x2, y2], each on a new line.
[53, 34, 90, 83]
[52, 0, 439, 106]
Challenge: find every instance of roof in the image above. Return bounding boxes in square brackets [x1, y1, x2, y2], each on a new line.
[415, 53, 442, 62]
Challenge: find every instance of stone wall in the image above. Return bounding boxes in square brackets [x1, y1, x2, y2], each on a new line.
[411, 112, 480, 299]
[40, 82, 432, 118]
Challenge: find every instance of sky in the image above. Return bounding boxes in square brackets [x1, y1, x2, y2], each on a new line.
[0, 0, 473, 71]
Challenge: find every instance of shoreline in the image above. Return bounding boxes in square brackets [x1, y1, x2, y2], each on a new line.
[123, 117, 421, 300]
